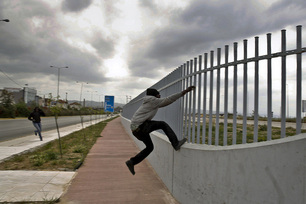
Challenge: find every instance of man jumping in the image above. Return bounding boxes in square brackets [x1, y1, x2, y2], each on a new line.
[126, 86, 195, 175]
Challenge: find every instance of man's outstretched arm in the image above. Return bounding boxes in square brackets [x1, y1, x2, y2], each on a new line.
[181, 86, 196, 96]
[157, 86, 196, 108]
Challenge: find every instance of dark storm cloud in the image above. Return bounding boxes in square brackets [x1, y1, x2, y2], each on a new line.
[0, 0, 109, 85]
[264, 0, 306, 29]
[129, 0, 306, 78]
[1, 32, 106, 84]
[0, 1, 54, 58]
[91, 34, 116, 58]
[139, 0, 158, 13]
[62, 0, 93, 13]
[61, 0, 118, 59]
[268, 0, 306, 12]
[46, 42, 106, 84]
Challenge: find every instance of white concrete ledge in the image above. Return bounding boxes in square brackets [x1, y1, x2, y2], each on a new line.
[121, 116, 306, 204]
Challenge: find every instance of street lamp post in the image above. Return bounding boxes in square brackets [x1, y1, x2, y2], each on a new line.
[76, 81, 88, 107]
[88, 90, 97, 107]
[50, 66, 68, 101]
[126, 95, 131, 104]
[99, 94, 104, 109]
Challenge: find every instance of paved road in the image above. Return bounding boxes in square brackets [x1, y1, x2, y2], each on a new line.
[0, 115, 106, 142]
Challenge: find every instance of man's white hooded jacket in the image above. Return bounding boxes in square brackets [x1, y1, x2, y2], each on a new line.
[130, 92, 182, 131]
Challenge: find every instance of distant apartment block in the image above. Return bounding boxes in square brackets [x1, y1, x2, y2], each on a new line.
[1, 87, 37, 105]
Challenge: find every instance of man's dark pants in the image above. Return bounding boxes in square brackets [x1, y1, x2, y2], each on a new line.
[130, 120, 179, 165]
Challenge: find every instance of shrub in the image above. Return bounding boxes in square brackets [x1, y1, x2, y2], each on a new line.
[73, 144, 86, 153]
[259, 125, 268, 131]
[0, 105, 16, 118]
[15, 102, 30, 117]
[45, 151, 57, 161]
[12, 155, 24, 162]
[29, 155, 46, 166]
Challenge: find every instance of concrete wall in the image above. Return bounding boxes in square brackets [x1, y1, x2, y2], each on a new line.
[121, 117, 306, 204]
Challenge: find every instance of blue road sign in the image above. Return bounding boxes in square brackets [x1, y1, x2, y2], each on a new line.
[105, 95, 114, 112]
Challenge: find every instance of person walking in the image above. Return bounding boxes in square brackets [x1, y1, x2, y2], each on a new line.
[126, 86, 195, 175]
[28, 107, 45, 141]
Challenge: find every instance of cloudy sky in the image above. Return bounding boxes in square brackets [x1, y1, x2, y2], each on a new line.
[0, 0, 305, 113]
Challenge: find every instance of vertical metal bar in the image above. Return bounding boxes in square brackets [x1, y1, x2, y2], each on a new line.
[242, 39, 248, 144]
[267, 33, 272, 140]
[173, 69, 177, 137]
[223, 45, 229, 146]
[183, 64, 186, 136]
[281, 29, 286, 138]
[181, 66, 184, 138]
[171, 70, 177, 134]
[254, 36, 259, 142]
[176, 69, 181, 138]
[296, 25, 302, 134]
[188, 60, 193, 142]
[233, 42, 238, 145]
[208, 51, 214, 145]
[192, 58, 197, 143]
[202, 53, 208, 144]
[215, 48, 221, 146]
[197, 55, 202, 144]
[184, 63, 189, 137]
[179, 66, 184, 139]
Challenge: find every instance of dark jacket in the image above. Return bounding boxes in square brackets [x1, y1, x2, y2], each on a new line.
[28, 109, 45, 123]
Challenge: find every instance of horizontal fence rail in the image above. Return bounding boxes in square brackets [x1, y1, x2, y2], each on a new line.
[122, 25, 306, 146]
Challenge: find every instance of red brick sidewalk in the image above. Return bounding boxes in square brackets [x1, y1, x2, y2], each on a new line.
[60, 117, 179, 204]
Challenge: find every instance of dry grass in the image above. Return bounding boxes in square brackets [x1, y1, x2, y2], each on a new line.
[188, 122, 306, 145]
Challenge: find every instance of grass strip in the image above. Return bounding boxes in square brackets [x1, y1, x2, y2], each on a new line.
[0, 116, 118, 171]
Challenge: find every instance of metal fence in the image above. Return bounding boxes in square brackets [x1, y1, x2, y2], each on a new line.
[122, 25, 306, 146]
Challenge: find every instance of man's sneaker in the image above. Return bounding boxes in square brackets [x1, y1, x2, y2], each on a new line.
[34, 131, 37, 136]
[125, 160, 135, 175]
[174, 138, 187, 151]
